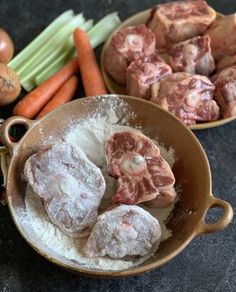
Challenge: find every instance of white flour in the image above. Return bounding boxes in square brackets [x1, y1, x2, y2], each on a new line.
[25, 106, 176, 271]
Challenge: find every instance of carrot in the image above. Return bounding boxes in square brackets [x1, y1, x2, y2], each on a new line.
[73, 28, 107, 96]
[13, 58, 79, 118]
[36, 76, 78, 119]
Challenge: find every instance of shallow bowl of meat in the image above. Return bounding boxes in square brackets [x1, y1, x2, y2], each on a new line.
[101, 1, 236, 129]
[0, 95, 233, 278]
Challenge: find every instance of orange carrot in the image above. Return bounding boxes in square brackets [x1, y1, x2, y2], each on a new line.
[13, 58, 79, 118]
[73, 28, 107, 96]
[36, 76, 78, 119]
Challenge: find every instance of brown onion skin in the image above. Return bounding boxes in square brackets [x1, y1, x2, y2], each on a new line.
[0, 63, 21, 106]
[0, 29, 14, 64]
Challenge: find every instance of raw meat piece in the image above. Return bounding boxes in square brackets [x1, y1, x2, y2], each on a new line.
[84, 205, 161, 258]
[216, 54, 236, 72]
[126, 54, 172, 99]
[212, 66, 236, 118]
[24, 142, 106, 238]
[145, 187, 177, 208]
[169, 35, 215, 76]
[205, 14, 236, 61]
[146, 0, 216, 52]
[104, 24, 156, 85]
[151, 73, 220, 125]
[105, 131, 176, 206]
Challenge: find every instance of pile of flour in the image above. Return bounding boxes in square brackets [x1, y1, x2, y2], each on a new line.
[25, 104, 176, 271]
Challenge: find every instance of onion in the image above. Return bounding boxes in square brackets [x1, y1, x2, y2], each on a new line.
[0, 29, 14, 64]
[0, 63, 21, 106]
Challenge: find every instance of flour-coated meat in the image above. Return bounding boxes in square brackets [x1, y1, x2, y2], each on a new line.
[24, 142, 106, 238]
[84, 205, 161, 258]
[104, 24, 156, 85]
[105, 131, 176, 206]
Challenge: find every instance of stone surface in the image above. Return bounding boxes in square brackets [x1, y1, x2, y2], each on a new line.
[0, 0, 235, 291]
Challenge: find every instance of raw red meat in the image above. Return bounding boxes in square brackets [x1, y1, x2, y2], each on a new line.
[24, 142, 106, 238]
[169, 35, 215, 76]
[84, 205, 161, 258]
[105, 131, 176, 206]
[104, 24, 156, 85]
[212, 66, 236, 118]
[151, 73, 220, 125]
[205, 14, 236, 61]
[145, 187, 177, 209]
[146, 0, 216, 52]
[126, 54, 172, 99]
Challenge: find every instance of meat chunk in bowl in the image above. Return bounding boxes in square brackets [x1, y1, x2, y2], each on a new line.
[205, 14, 236, 61]
[84, 205, 161, 258]
[105, 131, 176, 207]
[24, 142, 106, 238]
[104, 24, 156, 85]
[169, 35, 215, 76]
[213, 66, 236, 118]
[146, 0, 216, 52]
[151, 73, 220, 125]
[126, 54, 172, 100]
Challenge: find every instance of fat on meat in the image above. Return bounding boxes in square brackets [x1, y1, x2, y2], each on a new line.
[104, 24, 156, 85]
[146, 0, 216, 52]
[24, 142, 106, 238]
[169, 35, 215, 76]
[105, 131, 176, 207]
[212, 66, 236, 118]
[126, 54, 172, 99]
[151, 72, 220, 125]
[205, 14, 236, 61]
[84, 205, 161, 258]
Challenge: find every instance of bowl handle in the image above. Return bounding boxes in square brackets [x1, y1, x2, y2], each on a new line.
[0, 116, 36, 155]
[195, 195, 233, 236]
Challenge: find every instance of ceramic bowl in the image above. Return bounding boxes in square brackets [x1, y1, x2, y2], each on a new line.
[0, 95, 233, 278]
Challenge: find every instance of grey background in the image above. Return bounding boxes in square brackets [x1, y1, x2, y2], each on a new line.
[0, 0, 235, 291]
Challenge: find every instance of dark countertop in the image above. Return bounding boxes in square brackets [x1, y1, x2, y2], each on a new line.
[0, 0, 235, 291]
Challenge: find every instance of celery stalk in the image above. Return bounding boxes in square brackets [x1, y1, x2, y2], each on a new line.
[35, 12, 121, 86]
[35, 48, 75, 85]
[88, 12, 121, 48]
[21, 19, 93, 91]
[8, 10, 74, 70]
[16, 13, 85, 78]
[21, 42, 71, 92]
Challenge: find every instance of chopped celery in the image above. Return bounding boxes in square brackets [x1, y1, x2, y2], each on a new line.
[17, 13, 85, 78]
[21, 19, 93, 91]
[88, 12, 121, 48]
[8, 10, 74, 70]
[35, 48, 75, 85]
[21, 41, 72, 91]
[35, 12, 121, 86]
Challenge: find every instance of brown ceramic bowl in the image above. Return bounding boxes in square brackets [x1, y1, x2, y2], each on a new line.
[0, 95, 233, 278]
[101, 10, 236, 130]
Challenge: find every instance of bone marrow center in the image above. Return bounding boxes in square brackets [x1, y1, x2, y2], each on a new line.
[120, 153, 146, 176]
